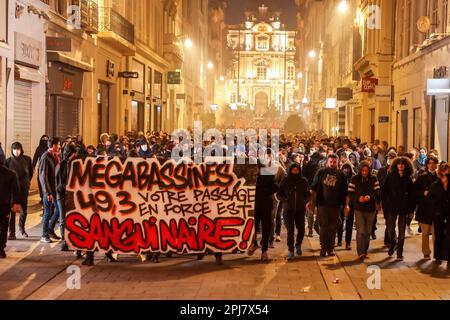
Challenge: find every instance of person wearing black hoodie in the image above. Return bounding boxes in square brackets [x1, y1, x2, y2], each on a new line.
[337, 163, 355, 250]
[0, 144, 21, 258]
[247, 154, 279, 262]
[6, 142, 33, 239]
[303, 151, 324, 237]
[381, 157, 415, 260]
[277, 163, 310, 260]
[55, 144, 78, 251]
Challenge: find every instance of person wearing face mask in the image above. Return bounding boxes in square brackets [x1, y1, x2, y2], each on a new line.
[277, 163, 310, 260]
[6, 142, 33, 239]
[39, 138, 62, 244]
[413, 147, 428, 173]
[138, 140, 152, 159]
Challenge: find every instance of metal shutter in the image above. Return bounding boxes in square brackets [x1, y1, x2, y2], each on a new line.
[13, 80, 32, 155]
[55, 96, 80, 138]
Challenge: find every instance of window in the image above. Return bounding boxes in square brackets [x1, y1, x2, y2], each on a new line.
[257, 66, 267, 80]
[413, 108, 422, 147]
[230, 92, 237, 103]
[0, 0, 7, 43]
[287, 66, 295, 80]
[257, 36, 269, 50]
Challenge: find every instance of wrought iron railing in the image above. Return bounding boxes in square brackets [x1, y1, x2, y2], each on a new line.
[98, 6, 135, 44]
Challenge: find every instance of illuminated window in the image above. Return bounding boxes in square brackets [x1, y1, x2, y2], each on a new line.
[287, 66, 295, 80]
[257, 36, 269, 50]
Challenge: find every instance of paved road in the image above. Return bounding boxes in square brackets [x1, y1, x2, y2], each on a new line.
[1, 195, 449, 300]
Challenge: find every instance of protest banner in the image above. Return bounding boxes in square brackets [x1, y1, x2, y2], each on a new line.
[65, 157, 257, 254]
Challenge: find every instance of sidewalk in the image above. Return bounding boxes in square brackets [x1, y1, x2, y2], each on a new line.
[1, 198, 449, 300]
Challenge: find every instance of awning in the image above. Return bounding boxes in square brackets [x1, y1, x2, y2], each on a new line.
[15, 64, 43, 82]
[47, 51, 94, 72]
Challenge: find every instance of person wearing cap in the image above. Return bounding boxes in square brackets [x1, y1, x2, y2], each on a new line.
[414, 156, 439, 259]
[6, 142, 33, 239]
[0, 148, 21, 259]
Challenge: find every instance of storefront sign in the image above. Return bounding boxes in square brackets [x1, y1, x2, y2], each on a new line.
[326, 98, 336, 109]
[168, 71, 181, 84]
[361, 78, 378, 93]
[119, 71, 139, 78]
[375, 85, 392, 102]
[48, 61, 83, 97]
[433, 66, 448, 79]
[400, 97, 408, 106]
[46, 37, 72, 52]
[427, 79, 450, 95]
[337, 88, 353, 101]
[379, 116, 389, 123]
[15, 33, 42, 67]
[64, 158, 257, 254]
[106, 60, 115, 78]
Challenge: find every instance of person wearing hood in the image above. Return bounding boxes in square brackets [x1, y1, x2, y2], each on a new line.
[55, 144, 78, 251]
[247, 151, 279, 262]
[6, 142, 33, 239]
[0, 148, 21, 259]
[138, 140, 152, 158]
[109, 142, 125, 157]
[337, 163, 355, 250]
[346, 161, 381, 260]
[98, 133, 112, 152]
[32, 135, 49, 204]
[277, 163, 310, 260]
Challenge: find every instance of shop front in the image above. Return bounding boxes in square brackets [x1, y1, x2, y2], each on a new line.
[46, 60, 86, 138]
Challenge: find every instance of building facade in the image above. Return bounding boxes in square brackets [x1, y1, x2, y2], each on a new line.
[392, 0, 450, 160]
[226, 5, 297, 116]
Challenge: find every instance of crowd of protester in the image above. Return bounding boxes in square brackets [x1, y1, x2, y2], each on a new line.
[0, 130, 449, 270]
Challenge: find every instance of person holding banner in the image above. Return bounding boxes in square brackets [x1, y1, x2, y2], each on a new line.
[248, 150, 279, 262]
[55, 144, 79, 252]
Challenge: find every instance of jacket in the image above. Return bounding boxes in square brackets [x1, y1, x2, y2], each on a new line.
[348, 175, 381, 212]
[6, 154, 33, 201]
[38, 151, 58, 196]
[0, 165, 20, 212]
[55, 159, 70, 200]
[255, 173, 279, 216]
[277, 164, 310, 212]
[429, 177, 450, 219]
[414, 170, 439, 224]
[381, 172, 415, 215]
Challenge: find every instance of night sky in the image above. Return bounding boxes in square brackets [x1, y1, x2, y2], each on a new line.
[225, 0, 297, 28]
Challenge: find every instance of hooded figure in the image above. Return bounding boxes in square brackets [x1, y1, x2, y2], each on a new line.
[55, 144, 78, 251]
[138, 139, 152, 159]
[277, 163, 310, 259]
[32, 135, 49, 170]
[6, 142, 33, 238]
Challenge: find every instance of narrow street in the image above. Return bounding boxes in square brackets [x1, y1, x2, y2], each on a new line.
[1, 193, 449, 300]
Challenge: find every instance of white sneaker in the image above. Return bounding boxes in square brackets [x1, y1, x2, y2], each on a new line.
[275, 235, 281, 242]
[40, 237, 52, 244]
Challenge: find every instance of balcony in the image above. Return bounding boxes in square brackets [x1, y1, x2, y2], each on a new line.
[98, 7, 136, 55]
[163, 33, 184, 69]
[80, 0, 98, 34]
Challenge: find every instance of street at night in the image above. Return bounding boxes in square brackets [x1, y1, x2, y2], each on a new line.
[1, 0, 450, 309]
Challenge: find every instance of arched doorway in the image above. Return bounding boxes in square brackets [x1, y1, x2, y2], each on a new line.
[255, 91, 268, 115]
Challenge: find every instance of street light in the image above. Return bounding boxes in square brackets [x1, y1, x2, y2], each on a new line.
[308, 50, 317, 59]
[207, 61, 214, 69]
[338, 0, 349, 13]
[297, 72, 304, 79]
[184, 38, 193, 48]
[219, 76, 225, 81]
